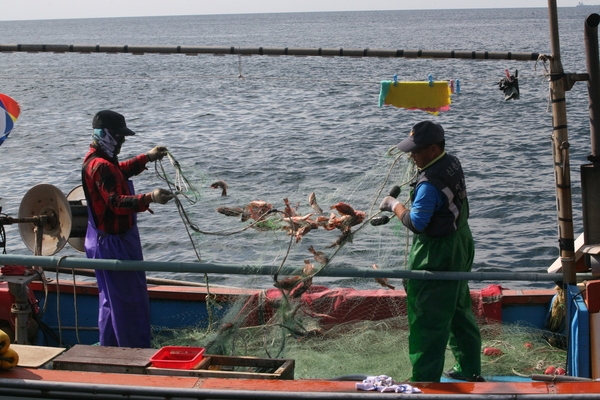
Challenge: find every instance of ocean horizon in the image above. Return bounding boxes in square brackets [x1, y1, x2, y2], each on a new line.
[0, 4, 594, 23]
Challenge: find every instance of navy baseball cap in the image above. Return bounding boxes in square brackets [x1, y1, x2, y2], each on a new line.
[397, 121, 444, 153]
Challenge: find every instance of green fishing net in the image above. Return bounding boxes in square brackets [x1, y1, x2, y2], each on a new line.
[149, 149, 565, 381]
[152, 315, 566, 379]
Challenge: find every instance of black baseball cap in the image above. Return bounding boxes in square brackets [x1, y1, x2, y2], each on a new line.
[92, 110, 136, 136]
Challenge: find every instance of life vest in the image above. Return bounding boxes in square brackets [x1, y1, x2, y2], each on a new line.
[411, 153, 467, 238]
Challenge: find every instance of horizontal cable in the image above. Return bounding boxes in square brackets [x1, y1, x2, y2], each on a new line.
[0, 43, 541, 61]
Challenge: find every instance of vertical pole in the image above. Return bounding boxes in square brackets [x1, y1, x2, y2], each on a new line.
[548, 0, 577, 285]
[585, 13, 600, 162]
[583, 14, 600, 273]
[8, 282, 31, 345]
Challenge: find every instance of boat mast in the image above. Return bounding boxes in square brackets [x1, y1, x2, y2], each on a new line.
[582, 14, 600, 275]
[547, 0, 577, 285]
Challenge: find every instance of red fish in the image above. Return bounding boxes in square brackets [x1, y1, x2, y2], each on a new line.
[283, 197, 299, 217]
[210, 180, 228, 196]
[241, 200, 273, 222]
[302, 259, 315, 276]
[273, 275, 304, 290]
[372, 264, 395, 290]
[294, 225, 313, 243]
[308, 245, 329, 265]
[330, 202, 356, 217]
[216, 206, 244, 217]
[289, 260, 315, 298]
[327, 230, 353, 248]
[308, 192, 323, 214]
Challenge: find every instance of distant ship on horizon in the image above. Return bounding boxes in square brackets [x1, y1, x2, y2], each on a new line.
[576, 1, 599, 6]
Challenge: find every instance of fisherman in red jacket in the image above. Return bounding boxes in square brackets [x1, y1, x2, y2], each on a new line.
[81, 110, 172, 348]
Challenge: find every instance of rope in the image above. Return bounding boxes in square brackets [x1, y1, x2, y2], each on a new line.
[272, 210, 308, 283]
[536, 54, 554, 113]
[368, 148, 415, 273]
[70, 267, 81, 344]
[53, 257, 64, 346]
[153, 148, 418, 278]
[150, 148, 421, 349]
[153, 152, 298, 330]
[155, 152, 280, 237]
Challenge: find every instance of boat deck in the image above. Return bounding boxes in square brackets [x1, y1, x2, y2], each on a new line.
[1, 344, 599, 399]
[3, 365, 600, 397]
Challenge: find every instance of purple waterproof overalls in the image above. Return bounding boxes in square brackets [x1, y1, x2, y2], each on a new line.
[84, 180, 152, 348]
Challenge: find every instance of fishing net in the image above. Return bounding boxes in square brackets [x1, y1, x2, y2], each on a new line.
[152, 314, 566, 379]
[152, 147, 417, 285]
[477, 323, 567, 378]
[147, 148, 566, 380]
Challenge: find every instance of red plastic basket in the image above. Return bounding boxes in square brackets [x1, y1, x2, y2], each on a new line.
[150, 346, 205, 369]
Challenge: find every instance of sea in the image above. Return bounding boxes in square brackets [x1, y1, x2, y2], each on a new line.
[0, 6, 598, 291]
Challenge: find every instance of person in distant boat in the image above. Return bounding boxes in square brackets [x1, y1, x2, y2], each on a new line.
[379, 121, 483, 382]
[81, 110, 173, 348]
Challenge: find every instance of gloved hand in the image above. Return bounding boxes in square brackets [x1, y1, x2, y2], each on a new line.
[150, 188, 173, 205]
[379, 196, 400, 213]
[147, 146, 168, 162]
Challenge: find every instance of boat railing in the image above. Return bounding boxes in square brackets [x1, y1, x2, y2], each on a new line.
[0, 253, 589, 283]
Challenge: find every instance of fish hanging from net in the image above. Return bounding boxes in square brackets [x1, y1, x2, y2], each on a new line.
[151, 146, 423, 370]
[152, 147, 416, 276]
[149, 148, 567, 380]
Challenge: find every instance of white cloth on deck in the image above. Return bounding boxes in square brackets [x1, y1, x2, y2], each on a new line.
[355, 375, 422, 393]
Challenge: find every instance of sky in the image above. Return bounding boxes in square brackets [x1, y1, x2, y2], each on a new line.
[0, 0, 587, 22]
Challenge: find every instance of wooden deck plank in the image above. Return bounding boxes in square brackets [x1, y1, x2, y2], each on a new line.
[52, 344, 157, 374]
[11, 344, 65, 368]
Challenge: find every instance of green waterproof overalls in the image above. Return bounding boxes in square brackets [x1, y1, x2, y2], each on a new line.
[405, 153, 481, 382]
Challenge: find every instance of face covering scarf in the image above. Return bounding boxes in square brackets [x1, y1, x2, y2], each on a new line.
[93, 128, 123, 158]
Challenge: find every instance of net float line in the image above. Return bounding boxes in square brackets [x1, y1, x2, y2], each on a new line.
[0, 43, 540, 61]
[0, 254, 588, 283]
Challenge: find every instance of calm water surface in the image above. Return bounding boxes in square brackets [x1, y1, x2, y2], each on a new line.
[0, 7, 597, 290]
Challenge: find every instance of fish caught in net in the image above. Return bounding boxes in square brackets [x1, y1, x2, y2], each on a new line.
[149, 148, 565, 380]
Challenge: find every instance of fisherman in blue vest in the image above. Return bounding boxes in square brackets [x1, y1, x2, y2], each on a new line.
[379, 121, 483, 382]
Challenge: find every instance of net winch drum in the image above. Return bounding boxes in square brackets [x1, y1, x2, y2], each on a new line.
[66, 185, 87, 253]
[17, 184, 87, 255]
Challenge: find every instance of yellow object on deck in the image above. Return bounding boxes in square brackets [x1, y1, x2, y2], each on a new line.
[379, 81, 452, 115]
[0, 330, 9, 354]
[0, 347, 19, 370]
